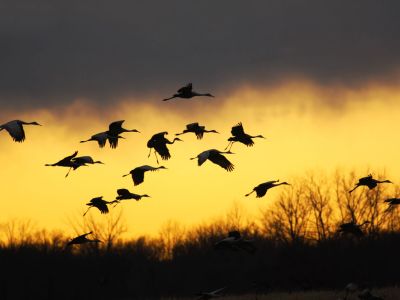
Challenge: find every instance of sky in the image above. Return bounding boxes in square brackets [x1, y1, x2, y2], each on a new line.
[1, 1, 400, 237]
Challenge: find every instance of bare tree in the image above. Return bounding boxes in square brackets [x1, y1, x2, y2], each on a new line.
[260, 182, 311, 244]
[158, 220, 186, 260]
[304, 174, 335, 241]
[67, 208, 127, 252]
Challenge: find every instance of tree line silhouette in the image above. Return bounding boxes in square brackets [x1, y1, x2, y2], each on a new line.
[0, 170, 399, 299]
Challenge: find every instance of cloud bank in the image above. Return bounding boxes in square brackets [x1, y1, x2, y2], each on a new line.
[1, 0, 400, 110]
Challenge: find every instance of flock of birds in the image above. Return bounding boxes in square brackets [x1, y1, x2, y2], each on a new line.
[0, 84, 288, 248]
[0, 83, 397, 299]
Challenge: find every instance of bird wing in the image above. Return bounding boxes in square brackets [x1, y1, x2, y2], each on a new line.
[93, 132, 108, 147]
[178, 83, 192, 93]
[208, 152, 234, 171]
[231, 122, 245, 136]
[92, 199, 109, 214]
[194, 126, 205, 139]
[132, 168, 145, 185]
[197, 151, 210, 166]
[58, 151, 79, 164]
[154, 142, 171, 160]
[186, 123, 199, 130]
[4, 121, 25, 142]
[117, 188, 131, 196]
[108, 120, 124, 133]
[151, 132, 168, 141]
[239, 134, 255, 146]
[108, 135, 120, 148]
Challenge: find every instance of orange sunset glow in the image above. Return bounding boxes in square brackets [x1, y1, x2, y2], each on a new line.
[1, 81, 399, 236]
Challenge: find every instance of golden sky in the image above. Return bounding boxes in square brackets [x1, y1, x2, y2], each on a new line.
[1, 81, 400, 237]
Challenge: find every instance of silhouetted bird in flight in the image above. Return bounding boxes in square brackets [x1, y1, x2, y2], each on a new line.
[83, 196, 115, 216]
[67, 231, 101, 246]
[0, 120, 41, 142]
[107, 120, 140, 148]
[147, 132, 182, 163]
[163, 83, 214, 101]
[45, 151, 80, 177]
[191, 149, 234, 171]
[214, 230, 256, 253]
[113, 188, 150, 206]
[45, 152, 103, 177]
[196, 287, 226, 299]
[384, 198, 400, 213]
[349, 174, 392, 193]
[225, 122, 265, 151]
[123, 165, 167, 186]
[176, 122, 219, 140]
[245, 180, 290, 198]
[80, 131, 125, 148]
[337, 221, 370, 237]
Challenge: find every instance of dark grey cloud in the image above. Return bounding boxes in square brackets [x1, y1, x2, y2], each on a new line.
[1, 0, 400, 110]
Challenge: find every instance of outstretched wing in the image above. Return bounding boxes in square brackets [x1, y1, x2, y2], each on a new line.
[5, 121, 25, 142]
[58, 151, 79, 164]
[178, 83, 192, 93]
[186, 122, 199, 130]
[117, 188, 131, 196]
[208, 152, 234, 171]
[231, 122, 245, 137]
[108, 120, 124, 133]
[93, 199, 109, 214]
[108, 136, 119, 148]
[154, 142, 171, 160]
[132, 168, 145, 185]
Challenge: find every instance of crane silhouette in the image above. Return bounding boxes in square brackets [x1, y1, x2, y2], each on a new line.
[190, 149, 234, 171]
[45, 151, 81, 177]
[107, 120, 140, 148]
[113, 188, 150, 206]
[66, 231, 101, 246]
[349, 174, 392, 193]
[147, 132, 182, 163]
[214, 230, 256, 253]
[196, 287, 226, 299]
[245, 180, 290, 198]
[123, 165, 167, 186]
[337, 221, 370, 237]
[45, 152, 103, 177]
[80, 131, 125, 148]
[225, 122, 265, 151]
[162, 83, 214, 101]
[83, 196, 116, 216]
[176, 122, 219, 140]
[0, 120, 41, 142]
[384, 198, 400, 213]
